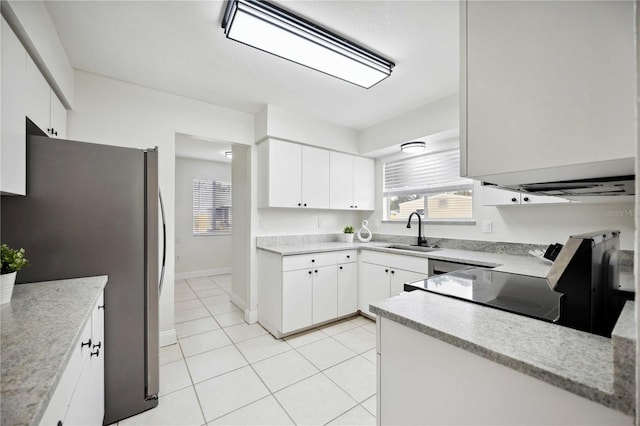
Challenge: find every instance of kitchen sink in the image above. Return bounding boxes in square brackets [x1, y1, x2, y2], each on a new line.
[385, 244, 440, 253]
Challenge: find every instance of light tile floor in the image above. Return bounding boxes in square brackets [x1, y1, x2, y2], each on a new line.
[117, 275, 377, 426]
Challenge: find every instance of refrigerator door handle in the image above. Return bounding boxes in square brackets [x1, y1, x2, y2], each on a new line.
[158, 189, 166, 296]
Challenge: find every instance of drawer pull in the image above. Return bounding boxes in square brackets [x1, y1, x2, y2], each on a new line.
[308, 271, 312, 275]
[391, 270, 395, 274]
[81, 339, 92, 348]
[91, 348, 100, 357]
[339, 266, 343, 270]
[346, 255, 350, 259]
[98, 305, 105, 310]
[311, 259, 315, 263]
[93, 341, 102, 349]
[314, 269, 318, 274]
[385, 269, 389, 273]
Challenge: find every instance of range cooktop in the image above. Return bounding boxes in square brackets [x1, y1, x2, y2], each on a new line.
[404, 268, 563, 323]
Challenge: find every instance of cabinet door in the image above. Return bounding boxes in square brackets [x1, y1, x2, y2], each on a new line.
[269, 140, 302, 208]
[25, 56, 50, 134]
[329, 151, 355, 209]
[1, 17, 27, 195]
[282, 269, 313, 333]
[481, 186, 521, 206]
[465, 1, 635, 178]
[390, 269, 428, 297]
[301, 146, 330, 208]
[312, 265, 338, 324]
[353, 156, 375, 210]
[337, 262, 358, 316]
[358, 262, 390, 317]
[50, 92, 67, 139]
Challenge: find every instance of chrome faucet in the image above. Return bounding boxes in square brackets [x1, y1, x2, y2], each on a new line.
[406, 212, 427, 246]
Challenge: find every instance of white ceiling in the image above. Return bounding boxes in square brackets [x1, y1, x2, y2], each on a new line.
[45, 0, 459, 131]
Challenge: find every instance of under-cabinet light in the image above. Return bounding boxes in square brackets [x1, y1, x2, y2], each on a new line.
[222, 0, 395, 89]
[400, 141, 426, 154]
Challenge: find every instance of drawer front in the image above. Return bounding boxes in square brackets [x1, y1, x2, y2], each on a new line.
[336, 250, 357, 264]
[359, 250, 429, 275]
[282, 252, 337, 271]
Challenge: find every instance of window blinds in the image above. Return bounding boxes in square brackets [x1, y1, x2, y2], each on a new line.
[383, 149, 473, 196]
[193, 179, 232, 234]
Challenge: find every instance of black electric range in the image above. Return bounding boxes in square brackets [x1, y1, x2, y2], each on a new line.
[404, 268, 563, 323]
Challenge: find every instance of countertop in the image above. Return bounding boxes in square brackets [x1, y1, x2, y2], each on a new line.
[1, 276, 108, 426]
[256, 241, 634, 291]
[370, 291, 636, 416]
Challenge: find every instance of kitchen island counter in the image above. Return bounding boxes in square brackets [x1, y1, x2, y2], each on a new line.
[371, 290, 635, 418]
[1, 276, 107, 426]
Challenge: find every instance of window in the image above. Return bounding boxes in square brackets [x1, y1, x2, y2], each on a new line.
[383, 148, 474, 221]
[193, 178, 232, 235]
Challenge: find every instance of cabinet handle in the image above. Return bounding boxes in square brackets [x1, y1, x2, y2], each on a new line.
[53, 129, 58, 136]
[81, 339, 92, 348]
[511, 197, 517, 203]
[354, 205, 358, 208]
[297, 203, 301, 207]
[523, 197, 530, 202]
[308, 271, 312, 275]
[314, 269, 318, 273]
[346, 255, 350, 259]
[391, 270, 395, 274]
[93, 341, 102, 349]
[311, 259, 315, 263]
[350, 205, 353, 208]
[303, 203, 307, 207]
[339, 266, 343, 270]
[98, 305, 105, 310]
[57, 421, 63, 426]
[385, 269, 389, 273]
[91, 348, 100, 357]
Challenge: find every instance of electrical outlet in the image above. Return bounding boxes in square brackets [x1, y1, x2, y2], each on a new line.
[482, 220, 492, 233]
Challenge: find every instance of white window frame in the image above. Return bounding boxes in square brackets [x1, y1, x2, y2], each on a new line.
[193, 178, 232, 235]
[382, 147, 475, 222]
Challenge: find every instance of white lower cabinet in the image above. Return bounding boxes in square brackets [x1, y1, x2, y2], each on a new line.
[358, 251, 429, 318]
[337, 262, 358, 316]
[258, 249, 357, 337]
[40, 292, 105, 426]
[378, 317, 632, 425]
[282, 269, 313, 333]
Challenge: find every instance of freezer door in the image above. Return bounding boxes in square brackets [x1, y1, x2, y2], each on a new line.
[144, 149, 160, 401]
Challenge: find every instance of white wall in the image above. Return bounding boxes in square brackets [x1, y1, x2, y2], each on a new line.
[175, 157, 232, 277]
[68, 70, 254, 346]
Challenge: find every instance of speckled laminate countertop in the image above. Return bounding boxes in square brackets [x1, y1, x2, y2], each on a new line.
[1, 276, 108, 426]
[256, 241, 634, 290]
[370, 291, 636, 416]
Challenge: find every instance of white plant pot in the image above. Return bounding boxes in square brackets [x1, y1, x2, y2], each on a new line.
[1, 272, 17, 305]
[345, 233, 354, 243]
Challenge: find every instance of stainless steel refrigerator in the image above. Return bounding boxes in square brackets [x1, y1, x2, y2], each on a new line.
[1, 131, 166, 424]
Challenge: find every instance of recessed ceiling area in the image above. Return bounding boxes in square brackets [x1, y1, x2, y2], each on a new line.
[44, 0, 459, 130]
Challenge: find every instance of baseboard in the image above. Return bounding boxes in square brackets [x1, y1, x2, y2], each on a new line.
[244, 309, 258, 324]
[175, 267, 231, 280]
[159, 329, 177, 347]
[228, 291, 257, 324]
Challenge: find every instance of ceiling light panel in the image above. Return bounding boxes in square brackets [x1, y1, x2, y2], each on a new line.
[222, 0, 395, 88]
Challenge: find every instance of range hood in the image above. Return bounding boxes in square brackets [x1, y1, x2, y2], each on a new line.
[484, 175, 635, 197]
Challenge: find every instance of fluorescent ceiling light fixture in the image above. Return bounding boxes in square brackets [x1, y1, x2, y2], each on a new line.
[224, 151, 233, 158]
[222, 0, 395, 88]
[401, 141, 426, 154]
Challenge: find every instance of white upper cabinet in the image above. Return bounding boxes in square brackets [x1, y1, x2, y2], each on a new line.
[259, 138, 373, 211]
[1, 17, 27, 195]
[301, 145, 330, 208]
[461, 1, 635, 182]
[329, 152, 375, 210]
[258, 139, 330, 209]
[481, 186, 570, 206]
[26, 55, 66, 139]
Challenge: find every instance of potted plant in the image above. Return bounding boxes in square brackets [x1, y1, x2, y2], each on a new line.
[1, 244, 29, 305]
[343, 226, 355, 243]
